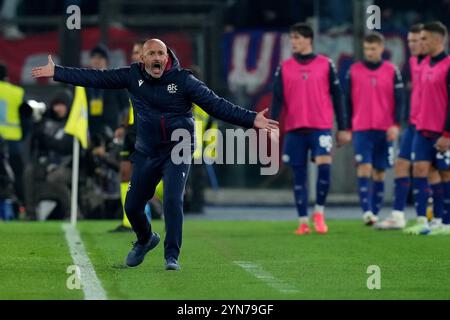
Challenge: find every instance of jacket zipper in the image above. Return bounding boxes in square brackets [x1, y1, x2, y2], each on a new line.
[160, 115, 168, 141]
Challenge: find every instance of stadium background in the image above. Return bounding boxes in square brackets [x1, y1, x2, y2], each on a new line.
[2, 0, 450, 301]
[1, 0, 450, 211]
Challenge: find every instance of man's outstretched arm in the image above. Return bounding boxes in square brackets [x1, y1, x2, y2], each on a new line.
[32, 55, 130, 89]
[184, 73, 278, 131]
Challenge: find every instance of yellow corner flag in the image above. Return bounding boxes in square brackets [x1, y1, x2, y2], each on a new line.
[64, 86, 89, 149]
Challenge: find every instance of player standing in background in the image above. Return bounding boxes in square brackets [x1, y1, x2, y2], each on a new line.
[406, 22, 450, 235]
[346, 32, 404, 226]
[110, 40, 145, 232]
[86, 44, 129, 138]
[376, 24, 445, 230]
[271, 23, 351, 235]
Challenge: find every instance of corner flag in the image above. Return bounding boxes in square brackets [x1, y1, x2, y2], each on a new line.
[64, 86, 88, 149]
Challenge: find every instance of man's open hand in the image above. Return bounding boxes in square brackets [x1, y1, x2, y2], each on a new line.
[31, 55, 55, 78]
[254, 108, 279, 131]
[336, 130, 352, 147]
[436, 136, 450, 153]
[386, 125, 400, 142]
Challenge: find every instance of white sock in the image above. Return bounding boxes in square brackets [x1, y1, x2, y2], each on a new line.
[363, 211, 374, 217]
[299, 217, 309, 225]
[417, 216, 428, 225]
[392, 210, 405, 220]
[314, 205, 324, 214]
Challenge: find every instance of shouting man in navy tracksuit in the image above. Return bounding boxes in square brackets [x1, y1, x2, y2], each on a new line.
[32, 39, 278, 270]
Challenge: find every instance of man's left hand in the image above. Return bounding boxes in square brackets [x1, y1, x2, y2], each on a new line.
[254, 108, 279, 131]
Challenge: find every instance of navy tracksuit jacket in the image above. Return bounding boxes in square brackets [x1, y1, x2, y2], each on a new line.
[54, 49, 257, 260]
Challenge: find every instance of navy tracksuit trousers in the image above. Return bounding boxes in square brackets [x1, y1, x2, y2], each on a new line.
[124, 149, 190, 260]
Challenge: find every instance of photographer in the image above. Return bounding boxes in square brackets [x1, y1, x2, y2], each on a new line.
[24, 89, 73, 220]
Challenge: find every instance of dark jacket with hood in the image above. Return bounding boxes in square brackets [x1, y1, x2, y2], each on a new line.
[53, 48, 257, 157]
[31, 89, 73, 165]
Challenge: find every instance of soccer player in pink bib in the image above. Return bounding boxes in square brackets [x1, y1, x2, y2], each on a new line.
[376, 24, 445, 230]
[271, 23, 351, 235]
[406, 22, 450, 235]
[346, 32, 404, 226]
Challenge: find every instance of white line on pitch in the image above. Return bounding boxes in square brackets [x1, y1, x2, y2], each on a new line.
[62, 223, 107, 300]
[233, 261, 299, 294]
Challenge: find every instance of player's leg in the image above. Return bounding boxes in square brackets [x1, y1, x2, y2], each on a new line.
[405, 131, 433, 234]
[161, 158, 191, 270]
[124, 152, 163, 266]
[427, 151, 450, 235]
[376, 126, 414, 229]
[393, 158, 412, 213]
[371, 169, 385, 216]
[428, 167, 444, 228]
[111, 126, 136, 232]
[121, 160, 133, 220]
[283, 131, 310, 235]
[370, 132, 393, 218]
[375, 157, 410, 229]
[310, 130, 333, 234]
[117, 160, 133, 229]
[353, 131, 376, 225]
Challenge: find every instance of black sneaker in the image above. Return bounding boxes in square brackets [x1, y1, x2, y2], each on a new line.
[109, 225, 133, 233]
[165, 257, 180, 271]
[126, 232, 160, 267]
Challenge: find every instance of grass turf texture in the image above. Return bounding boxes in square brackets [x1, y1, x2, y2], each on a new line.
[1, 220, 450, 299]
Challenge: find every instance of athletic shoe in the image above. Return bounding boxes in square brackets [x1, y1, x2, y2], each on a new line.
[374, 212, 406, 230]
[165, 257, 181, 271]
[363, 211, 378, 226]
[126, 232, 160, 267]
[109, 224, 133, 233]
[312, 212, 328, 234]
[427, 225, 450, 236]
[429, 218, 443, 230]
[294, 223, 311, 235]
[403, 223, 430, 235]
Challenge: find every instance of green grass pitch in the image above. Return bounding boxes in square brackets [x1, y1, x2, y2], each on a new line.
[1, 219, 450, 299]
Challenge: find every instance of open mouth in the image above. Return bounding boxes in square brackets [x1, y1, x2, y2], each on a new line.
[151, 62, 162, 73]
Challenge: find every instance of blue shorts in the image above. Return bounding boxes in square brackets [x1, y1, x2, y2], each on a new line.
[412, 131, 450, 170]
[282, 129, 332, 166]
[397, 125, 416, 161]
[352, 130, 394, 170]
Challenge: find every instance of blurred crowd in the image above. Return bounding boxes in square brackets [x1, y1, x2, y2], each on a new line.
[0, 44, 129, 220]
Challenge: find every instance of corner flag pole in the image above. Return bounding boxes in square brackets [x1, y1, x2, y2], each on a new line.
[70, 136, 80, 226]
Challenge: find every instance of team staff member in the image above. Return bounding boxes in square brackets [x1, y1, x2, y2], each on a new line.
[346, 32, 404, 226]
[0, 63, 32, 211]
[407, 22, 450, 235]
[32, 39, 278, 270]
[271, 23, 351, 235]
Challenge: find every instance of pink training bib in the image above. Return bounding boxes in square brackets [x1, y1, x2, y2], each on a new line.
[281, 54, 334, 132]
[350, 61, 396, 131]
[415, 56, 450, 133]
